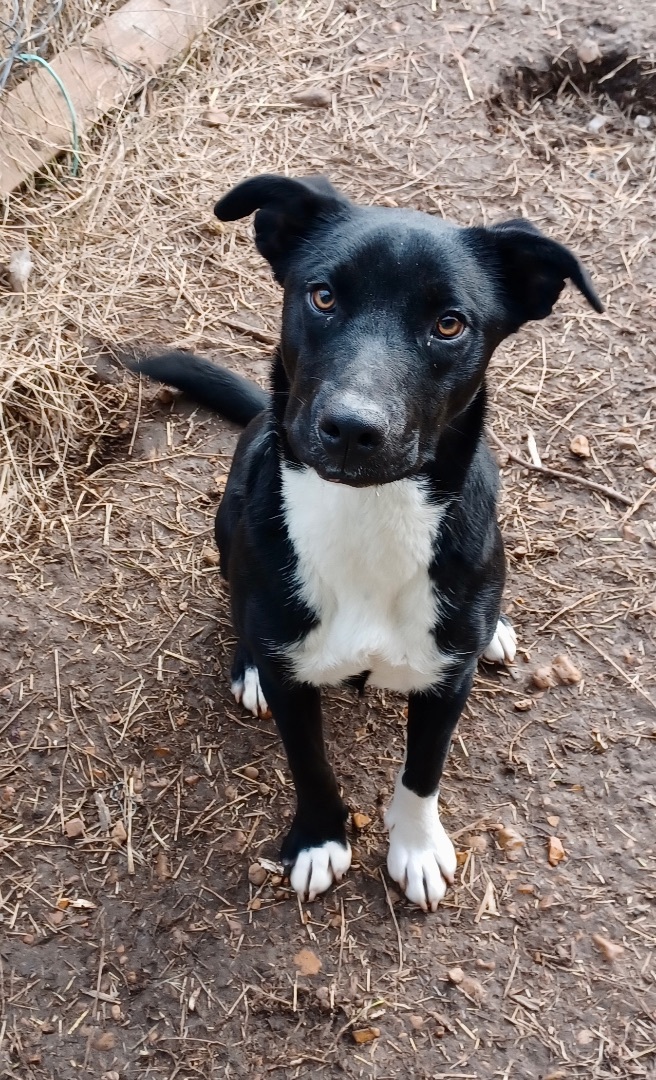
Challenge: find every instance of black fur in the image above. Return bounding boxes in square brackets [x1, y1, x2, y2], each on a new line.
[133, 174, 602, 904]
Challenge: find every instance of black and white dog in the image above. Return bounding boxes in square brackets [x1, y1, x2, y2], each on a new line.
[132, 175, 602, 911]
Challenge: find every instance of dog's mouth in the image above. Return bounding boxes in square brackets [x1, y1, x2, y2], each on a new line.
[305, 457, 418, 488]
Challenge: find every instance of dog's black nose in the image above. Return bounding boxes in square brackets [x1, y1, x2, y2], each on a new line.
[318, 404, 387, 465]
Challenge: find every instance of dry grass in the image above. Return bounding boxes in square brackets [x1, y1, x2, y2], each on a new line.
[0, 0, 655, 1076]
[1, 0, 655, 554]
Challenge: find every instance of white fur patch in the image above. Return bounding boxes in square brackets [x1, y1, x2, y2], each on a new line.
[289, 840, 352, 901]
[231, 666, 269, 718]
[281, 466, 452, 693]
[385, 771, 457, 911]
[482, 617, 517, 664]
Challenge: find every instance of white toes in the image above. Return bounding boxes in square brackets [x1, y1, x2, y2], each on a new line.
[385, 773, 456, 912]
[482, 617, 517, 665]
[231, 666, 270, 718]
[289, 840, 352, 902]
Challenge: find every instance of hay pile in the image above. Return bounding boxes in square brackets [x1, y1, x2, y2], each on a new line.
[1, 0, 653, 552]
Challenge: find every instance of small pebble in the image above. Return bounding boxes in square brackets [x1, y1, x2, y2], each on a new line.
[569, 434, 590, 458]
[248, 863, 267, 887]
[577, 38, 601, 64]
[587, 115, 607, 134]
[293, 87, 331, 108]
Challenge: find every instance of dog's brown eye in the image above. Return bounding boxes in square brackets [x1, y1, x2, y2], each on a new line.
[310, 286, 335, 312]
[435, 313, 465, 339]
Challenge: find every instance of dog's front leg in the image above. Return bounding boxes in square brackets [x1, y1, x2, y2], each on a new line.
[257, 664, 351, 901]
[385, 666, 475, 911]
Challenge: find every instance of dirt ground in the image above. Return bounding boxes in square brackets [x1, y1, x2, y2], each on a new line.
[1, 1, 655, 1078]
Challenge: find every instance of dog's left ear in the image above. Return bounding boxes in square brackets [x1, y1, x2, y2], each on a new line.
[471, 219, 604, 329]
[214, 174, 349, 284]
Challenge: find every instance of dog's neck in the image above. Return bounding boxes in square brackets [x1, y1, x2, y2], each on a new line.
[269, 350, 488, 497]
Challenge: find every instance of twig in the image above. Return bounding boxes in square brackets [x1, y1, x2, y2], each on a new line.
[619, 480, 656, 527]
[379, 868, 404, 975]
[488, 431, 632, 506]
[220, 317, 277, 346]
[566, 625, 656, 713]
[126, 772, 135, 876]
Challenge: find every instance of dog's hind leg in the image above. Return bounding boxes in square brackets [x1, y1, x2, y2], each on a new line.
[230, 643, 271, 719]
[482, 614, 517, 665]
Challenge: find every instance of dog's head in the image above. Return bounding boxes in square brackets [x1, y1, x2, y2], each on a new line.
[216, 175, 603, 486]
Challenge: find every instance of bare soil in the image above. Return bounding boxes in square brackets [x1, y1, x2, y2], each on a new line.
[1, 1, 655, 1078]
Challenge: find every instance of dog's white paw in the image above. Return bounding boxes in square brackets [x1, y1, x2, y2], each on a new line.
[482, 617, 517, 665]
[385, 776, 456, 912]
[289, 840, 352, 902]
[231, 665, 270, 718]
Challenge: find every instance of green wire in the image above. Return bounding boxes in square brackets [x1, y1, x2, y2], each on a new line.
[17, 52, 80, 177]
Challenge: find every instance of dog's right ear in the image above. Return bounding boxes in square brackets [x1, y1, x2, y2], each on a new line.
[214, 174, 349, 283]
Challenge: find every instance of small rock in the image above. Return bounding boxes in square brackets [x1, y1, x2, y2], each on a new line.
[447, 966, 464, 985]
[586, 114, 607, 135]
[7, 248, 33, 293]
[203, 108, 231, 126]
[293, 87, 332, 108]
[644, 458, 656, 475]
[454, 972, 486, 1001]
[547, 836, 566, 866]
[101, 1073, 120, 1080]
[352, 811, 372, 830]
[155, 386, 177, 405]
[592, 932, 624, 962]
[22, 933, 35, 944]
[577, 38, 601, 64]
[64, 818, 85, 839]
[221, 829, 247, 853]
[110, 1003, 121, 1021]
[201, 546, 220, 567]
[93, 1031, 116, 1051]
[546, 814, 560, 827]
[622, 525, 641, 543]
[514, 697, 533, 712]
[409, 1014, 424, 1030]
[387, 20, 404, 33]
[111, 820, 127, 844]
[248, 863, 267, 887]
[551, 654, 582, 685]
[293, 947, 322, 975]
[569, 433, 590, 458]
[352, 1027, 380, 1045]
[50, 910, 65, 926]
[243, 765, 259, 780]
[467, 833, 488, 854]
[634, 114, 651, 130]
[495, 825, 526, 860]
[155, 852, 170, 880]
[531, 665, 556, 690]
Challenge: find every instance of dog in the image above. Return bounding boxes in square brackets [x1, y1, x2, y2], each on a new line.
[131, 174, 602, 911]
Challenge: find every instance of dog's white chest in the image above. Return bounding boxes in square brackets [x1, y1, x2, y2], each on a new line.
[281, 466, 451, 693]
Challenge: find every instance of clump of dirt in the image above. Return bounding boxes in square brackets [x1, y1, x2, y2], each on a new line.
[495, 45, 656, 119]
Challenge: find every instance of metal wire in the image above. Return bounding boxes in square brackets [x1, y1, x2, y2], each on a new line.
[0, 0, 65, 93]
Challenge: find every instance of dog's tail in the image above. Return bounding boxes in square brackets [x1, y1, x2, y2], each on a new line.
[126, 351, 268, 427]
